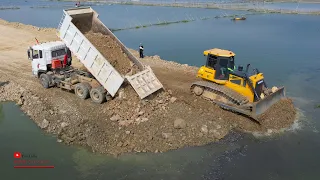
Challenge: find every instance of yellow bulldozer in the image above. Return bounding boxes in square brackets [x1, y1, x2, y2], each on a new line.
[190, 48, 285, 122]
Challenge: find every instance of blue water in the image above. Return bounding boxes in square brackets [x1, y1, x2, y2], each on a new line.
[0, 2, 248, 28]
[0, 1, 320, 179]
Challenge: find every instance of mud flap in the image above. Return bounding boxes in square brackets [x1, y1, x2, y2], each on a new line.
[252, 87, 286, 119]
[125, 66, 163, 99]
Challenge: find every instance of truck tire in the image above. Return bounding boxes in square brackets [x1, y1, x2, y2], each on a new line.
[90, 87, 106, 104]
[39, 74, 51, 89]
[74, 83, 90, 99]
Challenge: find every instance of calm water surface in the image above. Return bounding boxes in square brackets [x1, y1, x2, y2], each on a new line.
[0, 2, 320, 179]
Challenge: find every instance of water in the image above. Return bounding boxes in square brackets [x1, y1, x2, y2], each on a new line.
[0, 2, 247, 28]
[1, 1, 320, 179]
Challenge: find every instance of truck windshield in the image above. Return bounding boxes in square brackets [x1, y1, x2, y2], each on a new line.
[52, 49, 66, 58]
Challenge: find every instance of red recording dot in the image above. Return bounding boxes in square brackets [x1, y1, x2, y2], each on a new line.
[14, 152, 21, 158]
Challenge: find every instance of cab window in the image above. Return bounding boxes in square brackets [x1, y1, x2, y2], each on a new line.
[206, 55, 217, 69]
[52, 49, 66, 58]
[33, 50, 39, 59]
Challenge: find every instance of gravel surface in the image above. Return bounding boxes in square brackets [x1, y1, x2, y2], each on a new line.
[0, 19, 298, 156]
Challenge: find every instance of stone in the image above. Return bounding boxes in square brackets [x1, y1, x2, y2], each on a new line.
[40, 119, 49, 129]
[141, 118, 149, 122]
[49, 110, 54, 115]
[216, 125, 222, 129]
[162, 132, 172, 139]
[125, 131, 131, 135]
[117, 142, 123, 147]
[119, 120, 133, 126]
[138, 111, 144, 116]
[201, 125, 208, 134]
[16, 99, 23, 106]
[118, 89, 125, 99]
[170, 97, 177, 103]
[267, 129, 273, 134]
[135, 118, 141, 122]
[174, 118, 186, 129]
[110, 114, 121, 121]
[57, 139, 62, 143]
[61, 122, 68, 128]
[272, 86, 278, 93]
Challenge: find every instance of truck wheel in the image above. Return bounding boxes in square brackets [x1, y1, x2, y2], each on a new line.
[90, 87, 106, 104]
[74, 83, 90, 99]
[40, 74, 51, 89]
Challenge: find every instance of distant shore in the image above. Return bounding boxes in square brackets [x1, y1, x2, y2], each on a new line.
[57, 0, 320, 15]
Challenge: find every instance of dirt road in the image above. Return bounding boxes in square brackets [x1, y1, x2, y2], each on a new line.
[0, 19, 297, 156]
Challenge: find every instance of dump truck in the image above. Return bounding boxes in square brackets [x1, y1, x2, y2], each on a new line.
[191, 48, 285, 122]
[28, 7, 163, 103]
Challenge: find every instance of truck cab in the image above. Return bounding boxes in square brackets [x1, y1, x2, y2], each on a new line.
[27, 41, 72, 77]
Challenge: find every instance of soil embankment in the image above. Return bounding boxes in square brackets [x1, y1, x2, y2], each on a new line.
[0, 19, 297, 156]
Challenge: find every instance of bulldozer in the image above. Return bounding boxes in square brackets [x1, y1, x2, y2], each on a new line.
[190, 48, 285, 122]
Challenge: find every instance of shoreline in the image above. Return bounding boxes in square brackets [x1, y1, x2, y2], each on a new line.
[56, 0, 320, 15]
[0, 19, 297, 156]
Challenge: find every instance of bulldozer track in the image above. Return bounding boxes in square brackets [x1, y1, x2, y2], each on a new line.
[191, 80, 250, 107]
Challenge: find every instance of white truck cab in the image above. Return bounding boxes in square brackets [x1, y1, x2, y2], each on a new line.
[27, 41, 71, 77]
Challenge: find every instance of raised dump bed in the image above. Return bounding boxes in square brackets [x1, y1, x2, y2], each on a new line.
[57, 7, 163, 99]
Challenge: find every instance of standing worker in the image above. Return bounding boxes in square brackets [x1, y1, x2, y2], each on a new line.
[139, 43, 144, 58]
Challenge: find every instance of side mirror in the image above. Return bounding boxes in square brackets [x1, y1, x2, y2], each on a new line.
[27, 49, 32, 60]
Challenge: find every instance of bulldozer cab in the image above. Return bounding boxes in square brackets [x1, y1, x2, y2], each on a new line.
[204, 48, 235, 80]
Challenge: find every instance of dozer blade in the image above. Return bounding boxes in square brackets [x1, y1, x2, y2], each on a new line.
[251, 87, 286, 120]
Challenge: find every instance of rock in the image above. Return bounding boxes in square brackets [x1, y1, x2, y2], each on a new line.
[168, 90, 173, 95]
[267, 129, 273, 134]
[141, 118, 148, 122]
[40, 119, 49, 129]
[138, 111, 144, 116]
[135, 118, 141, 122]
[117, 142, 123, 147]
[57, 139, 62, 143]
[125, 131, 131, 135]
[174, 118, 186, 129]
[106, 95, 112, 101]
[216, 125, 222, 129]
[61, 122, 68, 128]
[16, 99, 23, 106]
[155, 149, 159, 153]
[272, 86, 278, 93]
[60, 110, 67, 114]
[119, 120, 133, 126]
[157, 100, 164, 104]
[201, 125, 208, 133]
[162, 132, 172, 139]
[126, 69, 133, 76]
[118, 89, 125, 99]
[110, 114, 121, 121]
[170, 97, 177, 103]
[49, 110, 54, 115]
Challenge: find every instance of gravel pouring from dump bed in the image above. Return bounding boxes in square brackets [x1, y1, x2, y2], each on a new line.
[84, 31, 140, 75]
